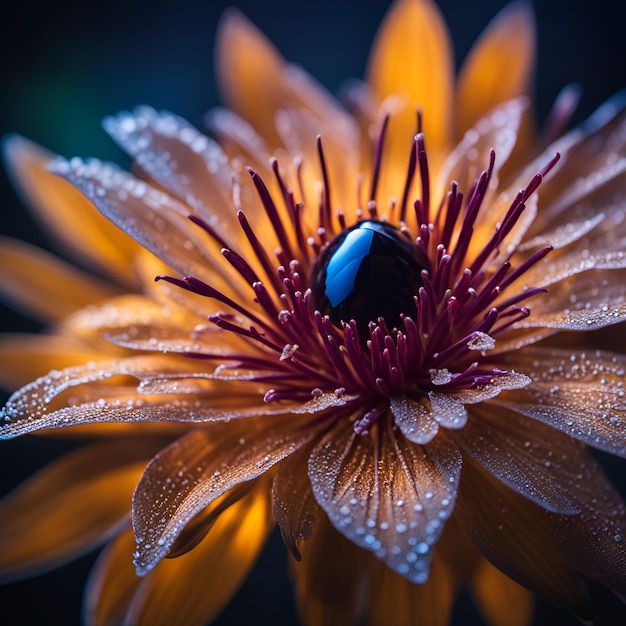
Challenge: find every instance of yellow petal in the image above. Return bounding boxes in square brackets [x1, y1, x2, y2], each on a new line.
[0, 439, 163, 582]
[84, 528, 139, 626]
[455, 2, 536, 136]
[366, 551, 454, 626]
[366, 0, 454, 161]
[0, 332, 112, 390]
[2, 135, 139, 284]
[215, 10, 293, 149]
[125, 484, 272, 626]
[471, 557, 535, 626]
[0, 237, 119, 323]
[291, 513, 368, 626]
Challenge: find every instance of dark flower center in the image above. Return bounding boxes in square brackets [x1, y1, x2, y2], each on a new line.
[310, 220, 430, 333]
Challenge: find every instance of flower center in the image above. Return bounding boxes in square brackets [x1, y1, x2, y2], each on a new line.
[310, 220, 430, 333]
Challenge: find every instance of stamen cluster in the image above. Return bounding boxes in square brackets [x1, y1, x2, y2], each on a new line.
[159, 126, 559, 436]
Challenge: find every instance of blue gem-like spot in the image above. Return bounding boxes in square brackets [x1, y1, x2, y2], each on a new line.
[311, 221, 429, 332]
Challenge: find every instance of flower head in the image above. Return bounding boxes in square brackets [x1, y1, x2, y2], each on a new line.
[1, 1, 626, 625]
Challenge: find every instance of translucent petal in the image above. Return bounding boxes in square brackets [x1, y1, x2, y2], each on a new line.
[87, 485, 272, 626]
[456, 458, 590, 619]
[290, 512, 367, 626]
[274, 106, 360, 221]
[204, 107, 270, 172]
[438, 98, 526, 205]
[453, 403, 589, 514]
[544, 457, 626, 596]
[132, 416, 315, 575]
[106, 109, 228, 204]
[455, 2, 536, 137]
[390, 397, 439, 444]
[48, 157, 234, 289]
[308, 419, 461, 584]
[450, 371, 531, 404]
[0, 333, 112, 390]
[464, 427, 626, 597]
[65, 294, 200, 335]
[1, 356, 334, 437]
[272, 443, 320, 560]
[366, 548, 454, 626]
[104, 106, 257, 249]
[161, 485, 236, 559]
[84, 528, 139, 626]
[518, 211, 606, 251]
[521, 212, 626, 289]
[366, 0, 453, 159]
[0, 438, 163, 583]
[2, 134, 139, 283]
[496, 347, 626, 457]
[519, 93, 626, 234]
[64, 295, 244, 357]
[518, 275, 626, 331]
[428, 392, 468, 429]
[516, 292, 626, 330]
[0, 237, 119, 323]
[216, 10, 357, 152]
[215, 9, 287, 150]
[126, 484, 272, 626]
[470, 558, 535, 626]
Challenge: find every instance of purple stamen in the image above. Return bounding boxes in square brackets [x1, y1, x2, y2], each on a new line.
[155, 124, 558, 424]
[316, 135, 332, 231]
[248, 167, 295, 261]
[187, 214, 230, 249]
[416, 133, 430, 226]
[237, 210, 285, 296]
[369, 114, 390, 202]
[400, 135, 418, 222]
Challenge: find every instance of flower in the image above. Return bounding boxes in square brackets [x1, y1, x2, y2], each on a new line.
[1, 0, 626, 625]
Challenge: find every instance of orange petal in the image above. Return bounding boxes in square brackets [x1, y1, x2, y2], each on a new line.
[215, 11, 360, 213]
[1, 352, 351, 438]
[84, 529, 139, 626]
[366, 0, 454, 158]
[216, 10, 357, 152]
[456, 457, 590, 619]
[0, 237, 119, 323]
[291, 513, 368, 626]
[102, 107, 300, 262]
[62, 293, 204, 343]
[496, 347, 626, 459]
[272, 442, 320, 560]
[126, 484, 272, 626]
[215, 10, 291, 150]
[366, 550, 454, 626]
[454, 403, 594, 514]
[132, 416, 316, 575]
[455, 2, 536, 136]
[85, 485, 272, 626]
[471, 557, 534, 626]
[308, 418, 461, 584]
[0, 333, 111, 390]
[48, 156, 237, 291]
[2, 135, 139, 284]
[0, 438, 163, 583]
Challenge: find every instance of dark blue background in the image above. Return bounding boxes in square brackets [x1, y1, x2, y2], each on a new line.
[1, 1, 626, 624]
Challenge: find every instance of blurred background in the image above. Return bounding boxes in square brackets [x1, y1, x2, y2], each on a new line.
[1, 0, 626, 624]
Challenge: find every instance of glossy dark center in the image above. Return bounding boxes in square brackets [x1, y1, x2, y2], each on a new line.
[311, 220, 429, 333]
